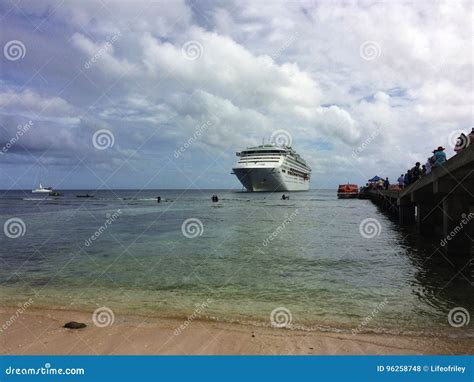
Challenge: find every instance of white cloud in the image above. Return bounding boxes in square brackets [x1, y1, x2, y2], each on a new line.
[0, 89, 74, 118]
[0, 0, 471, 188]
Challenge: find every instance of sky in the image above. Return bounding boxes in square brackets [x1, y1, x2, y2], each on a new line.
[0, 0, 472, 190]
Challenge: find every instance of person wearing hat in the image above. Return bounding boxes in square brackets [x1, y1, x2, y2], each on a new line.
[432, 146, 446, 168]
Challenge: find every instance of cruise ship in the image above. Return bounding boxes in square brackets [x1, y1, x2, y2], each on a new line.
[232, 144, 311, 191]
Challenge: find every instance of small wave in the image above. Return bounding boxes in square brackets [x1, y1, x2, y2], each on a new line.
[264, 204, 297, 207]
[11, 301, 459, 339]
[132, 310, 455, 338]
[122, 198, 161, 201]
[194, 315, 453, 338]
[294, 198, 332, 202]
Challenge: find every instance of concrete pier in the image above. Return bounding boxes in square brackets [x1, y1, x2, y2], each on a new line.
[362, 144, 473, 255]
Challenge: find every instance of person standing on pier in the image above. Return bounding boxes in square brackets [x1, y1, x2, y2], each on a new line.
[404, 170, 411, 187]
[425, 158, 432, 174]
[397, 174, 405, 189]
[432, 146, 446, 168]
[411, 162, 421, 182]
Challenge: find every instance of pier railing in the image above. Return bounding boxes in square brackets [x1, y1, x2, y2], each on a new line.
[361, 144, 473, 256]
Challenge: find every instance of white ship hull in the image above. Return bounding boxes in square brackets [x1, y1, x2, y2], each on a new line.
[233, 167, 309, 192]
[32, 183, 52, 194]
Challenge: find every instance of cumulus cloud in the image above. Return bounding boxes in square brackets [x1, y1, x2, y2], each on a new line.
[0, 89, 75, 118]
[0, 0, 471, 188]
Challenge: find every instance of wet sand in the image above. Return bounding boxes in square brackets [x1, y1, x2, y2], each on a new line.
[0, 308, 470, 355]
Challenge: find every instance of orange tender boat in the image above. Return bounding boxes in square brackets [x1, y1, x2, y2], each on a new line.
[337, 183, 359, 199]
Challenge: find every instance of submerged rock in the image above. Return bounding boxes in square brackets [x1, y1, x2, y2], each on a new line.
[63, 321, 87, 329]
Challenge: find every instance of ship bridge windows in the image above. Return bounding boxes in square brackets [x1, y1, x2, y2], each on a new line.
[238, 160, 280, 164]
[240, 150, 285, 156]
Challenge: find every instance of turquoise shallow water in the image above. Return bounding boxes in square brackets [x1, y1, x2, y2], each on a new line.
[0, 189, 472, 336]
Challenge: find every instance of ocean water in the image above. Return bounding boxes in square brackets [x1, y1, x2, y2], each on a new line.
[0, 189, 472, 336]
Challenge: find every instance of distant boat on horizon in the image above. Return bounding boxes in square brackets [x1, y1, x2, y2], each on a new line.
[76, 193, 94, 198]
[32, 183, 53, 194]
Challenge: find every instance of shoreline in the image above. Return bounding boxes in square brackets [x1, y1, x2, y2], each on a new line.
[0, 301, 462, 338]
[1, 307, 471, 355]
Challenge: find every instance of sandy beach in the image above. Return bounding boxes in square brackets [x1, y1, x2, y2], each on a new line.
[0, 307, 470, 355]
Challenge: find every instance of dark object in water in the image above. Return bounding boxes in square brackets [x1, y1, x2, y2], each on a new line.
[76, 194, 94, 198]
[211, 195, 219, 202]
[281, 194, 290, 200]
[157, 196, 161, 203]
[63, 321, 87, 329]
[49, 191, 62, 196]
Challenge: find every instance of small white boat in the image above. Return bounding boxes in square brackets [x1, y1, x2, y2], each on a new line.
[32, 183, 53, 194]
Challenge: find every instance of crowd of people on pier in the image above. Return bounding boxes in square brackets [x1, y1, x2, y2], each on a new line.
[397, 128, 473, 189]
[363, 128, 473, 192]
[397, 127, 474, 188]
[362, 176, 390, 191]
